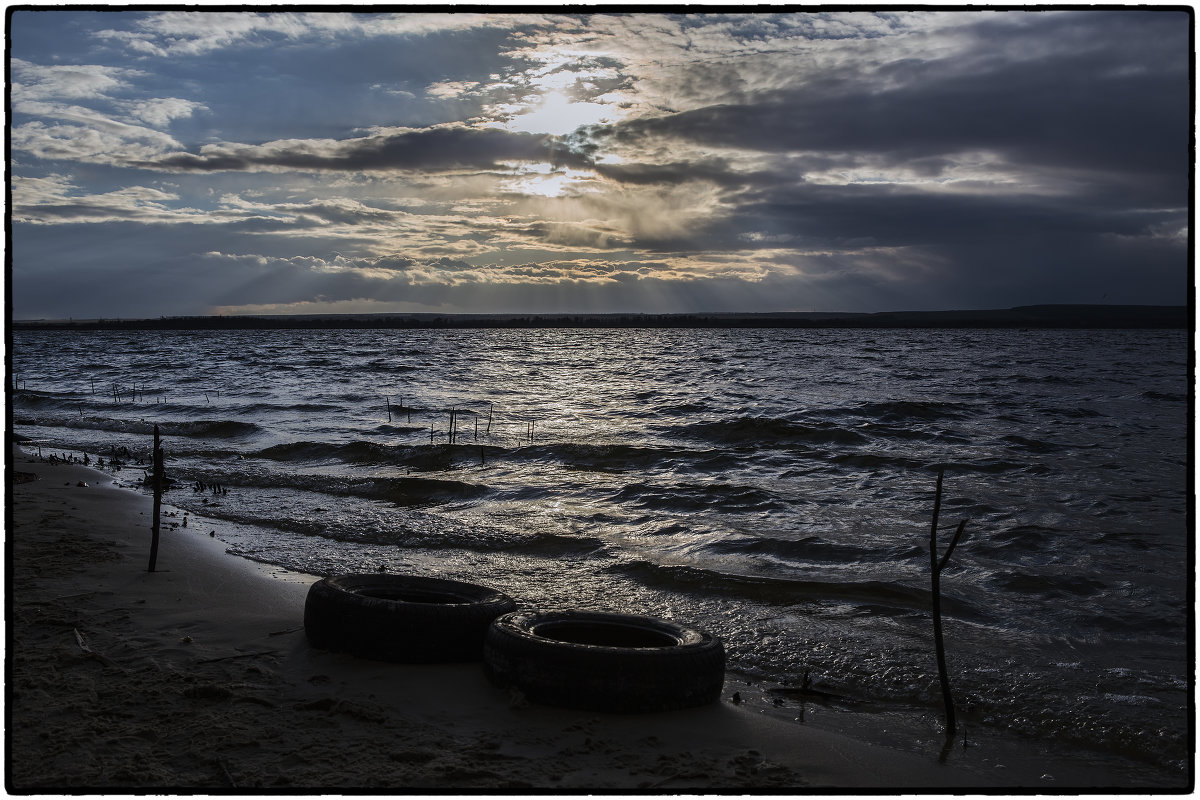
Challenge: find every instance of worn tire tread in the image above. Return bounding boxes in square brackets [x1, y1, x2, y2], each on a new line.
[304, 574, 516, 663]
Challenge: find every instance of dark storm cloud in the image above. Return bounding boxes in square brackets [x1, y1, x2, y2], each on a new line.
[141, 126, 591, 173]
[602, 11, 1188, 192]
[631, 183, 1180, 254]
[563, 9, 1189, 312]
[592, 158, 763, 188]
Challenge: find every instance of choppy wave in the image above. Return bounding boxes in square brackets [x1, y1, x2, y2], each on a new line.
[673, 416, 870, 446]
[19, 414, 260, 439]
[844, 399, 971, 422]
[1000, 433, 1065, 453]
[991, 570, 1108, 598]
[516, 442, 681, 471]
[1143, 390, 1187, 402]
[200, 498, 605, 558]
[187, 468, 489, 506]
[608, 481, 786, 512]
[706, 533, 917, 565]
[610, 560, 991, 621]
[254, 440, 493, 471]
[235, 401, 343, 413]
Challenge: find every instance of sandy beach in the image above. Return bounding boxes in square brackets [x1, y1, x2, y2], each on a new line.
[5, 446, 1177, 791]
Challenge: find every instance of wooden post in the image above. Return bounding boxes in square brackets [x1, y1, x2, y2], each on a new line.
[929, 470, 968, 738]
[148, 425, 164, 572]
[487, 404, 493, 435]
[385, 395, 392, 423]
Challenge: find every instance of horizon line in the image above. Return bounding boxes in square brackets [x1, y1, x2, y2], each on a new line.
[10, 304, 1189, 330]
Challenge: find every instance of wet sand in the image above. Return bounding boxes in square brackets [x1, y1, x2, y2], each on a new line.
[4, 447, 1156, 791]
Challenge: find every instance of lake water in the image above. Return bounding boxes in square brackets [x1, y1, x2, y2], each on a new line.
[10, 327, 1191, 783]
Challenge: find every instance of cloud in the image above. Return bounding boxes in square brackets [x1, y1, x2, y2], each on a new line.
[10, 174, 208, 225]
[119, 97, 208, 127]
[10, 58, 207, 162]
[10, 58, 142, 101]
[596, 11, 1187, 185]
[90, 11, 554, 58]
[137, 126, 591, 173]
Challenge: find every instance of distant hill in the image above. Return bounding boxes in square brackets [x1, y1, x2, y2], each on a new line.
[11, 305, 1190, 330]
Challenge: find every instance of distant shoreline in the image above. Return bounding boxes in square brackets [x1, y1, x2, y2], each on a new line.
[11, 304, 1189, 331]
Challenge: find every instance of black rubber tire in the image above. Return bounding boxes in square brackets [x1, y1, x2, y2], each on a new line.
[304, 574, 517, 663]
[483, 609, 725, 712]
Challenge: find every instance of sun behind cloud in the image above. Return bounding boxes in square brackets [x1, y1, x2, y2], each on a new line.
[506, 90, 614, 136]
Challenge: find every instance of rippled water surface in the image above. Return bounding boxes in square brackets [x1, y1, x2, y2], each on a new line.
[11, 327, 1191, 781]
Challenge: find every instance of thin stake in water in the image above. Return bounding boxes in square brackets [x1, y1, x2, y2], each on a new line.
[929, 469, 968, 738]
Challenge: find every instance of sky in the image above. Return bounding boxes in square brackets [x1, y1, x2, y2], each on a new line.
[8, 8, 1192, 319]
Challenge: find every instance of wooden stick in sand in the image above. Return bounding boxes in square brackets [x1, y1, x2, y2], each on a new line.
[148, 425, 164, 572]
